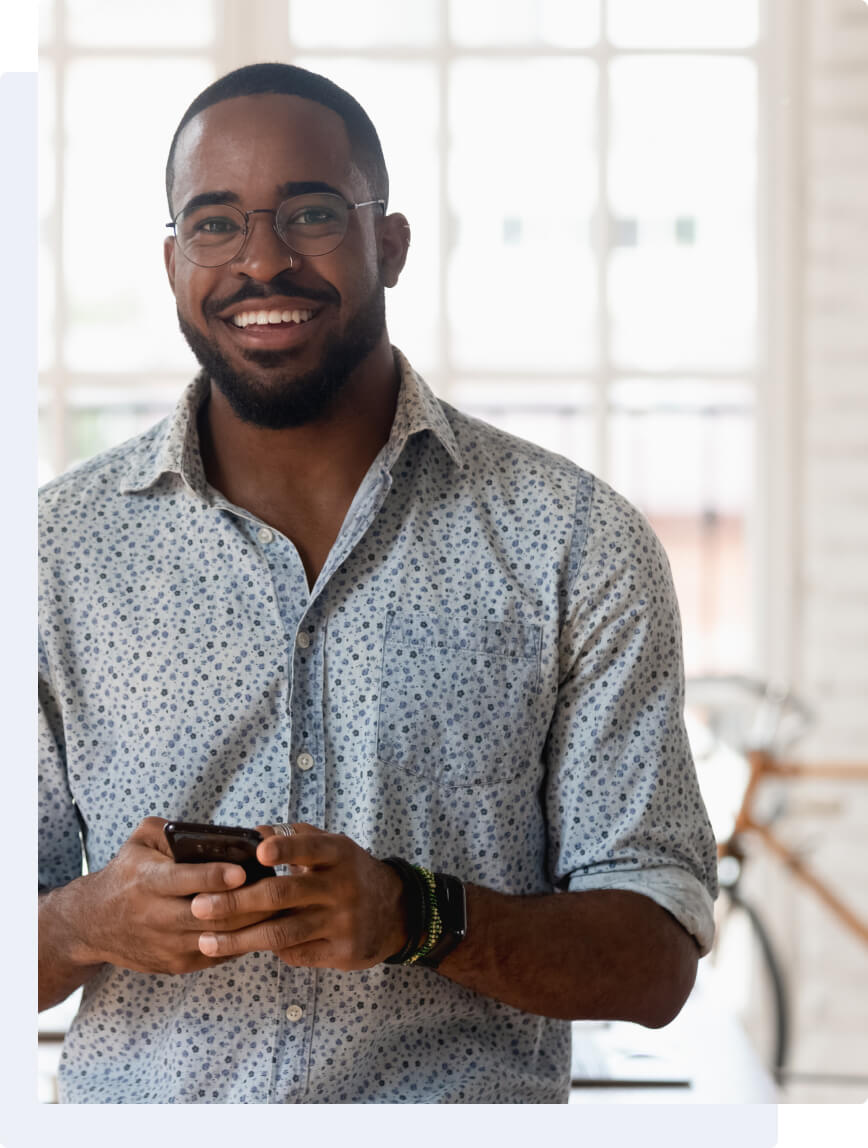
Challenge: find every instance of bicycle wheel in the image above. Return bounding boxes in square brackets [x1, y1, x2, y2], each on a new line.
[710, 883, 790, 1078]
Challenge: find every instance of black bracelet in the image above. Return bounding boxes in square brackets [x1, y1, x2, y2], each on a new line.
[414, 872, 468, 969]
[381, 857, 429, 965]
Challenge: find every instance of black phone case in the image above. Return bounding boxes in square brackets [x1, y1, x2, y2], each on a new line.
[164, 821, 275, 885]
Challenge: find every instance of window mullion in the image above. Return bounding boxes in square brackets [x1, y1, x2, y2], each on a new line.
[52, 0, 68, 476]
[595, 1, 610, 480]
[438, 0, 450, 398]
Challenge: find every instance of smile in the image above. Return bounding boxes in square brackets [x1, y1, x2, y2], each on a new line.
[231, 308, 315, 328]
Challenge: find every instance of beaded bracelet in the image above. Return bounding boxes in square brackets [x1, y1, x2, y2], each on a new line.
[406, 866, 443, 964]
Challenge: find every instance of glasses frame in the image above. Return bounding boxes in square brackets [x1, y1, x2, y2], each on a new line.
[165, 194, 386, 267]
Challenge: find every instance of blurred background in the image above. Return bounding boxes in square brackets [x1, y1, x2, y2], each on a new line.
[38, 0, 867, 1105]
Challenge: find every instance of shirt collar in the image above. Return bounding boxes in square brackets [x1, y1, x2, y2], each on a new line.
[383, 347, 462, 471]
[118, 348, 461, 498]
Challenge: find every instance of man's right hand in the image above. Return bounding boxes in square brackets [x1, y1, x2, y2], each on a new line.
[39, 817, 270, 1008]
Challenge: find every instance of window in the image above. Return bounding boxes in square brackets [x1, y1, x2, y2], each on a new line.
[39, 0, 761, 675]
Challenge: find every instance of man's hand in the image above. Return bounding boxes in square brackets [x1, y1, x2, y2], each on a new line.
[190, 824, 408, 969]
[51, 817, 274, 977]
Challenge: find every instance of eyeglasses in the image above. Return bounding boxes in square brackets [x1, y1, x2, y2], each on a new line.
[166, 192, 386, 268]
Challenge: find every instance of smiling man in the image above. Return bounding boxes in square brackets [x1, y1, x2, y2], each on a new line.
[38, 63, 718, 1104]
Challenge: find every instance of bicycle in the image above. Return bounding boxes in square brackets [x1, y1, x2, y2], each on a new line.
[685, 675, 868, 1086]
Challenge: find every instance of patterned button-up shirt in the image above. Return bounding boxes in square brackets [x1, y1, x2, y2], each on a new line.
[38, 349, 717, 1103]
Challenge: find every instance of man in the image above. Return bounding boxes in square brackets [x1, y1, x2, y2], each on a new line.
[38, 63, 718, 1104]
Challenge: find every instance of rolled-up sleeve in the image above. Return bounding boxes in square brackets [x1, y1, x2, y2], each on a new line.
[38, 633, 83, 891]
[544, 479, 718, 954]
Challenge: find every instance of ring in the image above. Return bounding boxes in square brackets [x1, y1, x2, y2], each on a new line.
[271, 823, 295, 838]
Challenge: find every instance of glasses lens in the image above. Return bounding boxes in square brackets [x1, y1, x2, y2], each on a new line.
[174, 203, 246, 266]
[276, 194, 349, 256]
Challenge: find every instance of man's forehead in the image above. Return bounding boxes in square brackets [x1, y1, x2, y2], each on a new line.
[172, 92, 360, 202]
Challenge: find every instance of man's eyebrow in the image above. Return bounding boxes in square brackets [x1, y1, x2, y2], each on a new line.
[277, 180, 345, 199]
[175, 190, 241, 217]
[175, 181, 346, 219]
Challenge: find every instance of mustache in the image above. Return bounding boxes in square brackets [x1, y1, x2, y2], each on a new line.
[207, 277, 340, 317]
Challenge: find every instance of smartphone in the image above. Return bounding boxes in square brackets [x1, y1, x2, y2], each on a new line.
[164, 821, 275, 885]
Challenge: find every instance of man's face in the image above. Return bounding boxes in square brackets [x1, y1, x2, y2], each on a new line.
[165, 93, 402, 429]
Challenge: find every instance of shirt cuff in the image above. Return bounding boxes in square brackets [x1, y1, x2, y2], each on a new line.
[566, 865, 716, 956]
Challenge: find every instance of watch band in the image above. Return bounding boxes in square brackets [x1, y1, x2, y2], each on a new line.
[415, 872, 467, 968]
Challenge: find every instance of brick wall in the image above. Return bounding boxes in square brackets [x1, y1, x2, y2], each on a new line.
[748, 0, 868, 1101]
[797, 0, 868, 763]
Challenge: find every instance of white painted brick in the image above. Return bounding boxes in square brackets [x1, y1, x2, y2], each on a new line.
[806, 217, 868, 264]
[808, 175, 868, 215]
[800, 453, 868, 487]
[807, 120, 868, 167]
[800, 562, 868, 597]
[810, 68, 868, 113]
[794, 727, 868, 767]
[808, 0, 868, 65]
[799, 634, 868, 667]
[803, 513, 868, 552]
[803, 424, 868, 454]
[805, 259, 868, 297]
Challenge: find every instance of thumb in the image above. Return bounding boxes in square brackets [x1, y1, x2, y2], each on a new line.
[131, 816, 173, 857]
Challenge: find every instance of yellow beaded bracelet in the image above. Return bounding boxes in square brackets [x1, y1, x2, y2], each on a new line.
[407, 866, 443, 964]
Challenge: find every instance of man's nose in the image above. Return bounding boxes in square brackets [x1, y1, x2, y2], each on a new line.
[231, 211, 300, 277]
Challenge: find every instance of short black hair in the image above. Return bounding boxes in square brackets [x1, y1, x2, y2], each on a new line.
[165, 62, 389, 215]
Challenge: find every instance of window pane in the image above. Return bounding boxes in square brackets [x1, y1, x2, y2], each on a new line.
[39, 61, 55, 371]
[608, 380, 754, 673]
[39, 0, 53, 45]
[609, 57, 756, 371]
[300, 57, 439, 373]
[66, 390, 179, 470]
[608, 0, 758, 48]
[38, 403, 56, 485]
[450, 0, 598, 47]
[291, 0, 437, 47]
[63, 58, 213, 373]
[450, 59, 597, 372]
[67, 0, 215, 47]
[451, 379, 595, 467]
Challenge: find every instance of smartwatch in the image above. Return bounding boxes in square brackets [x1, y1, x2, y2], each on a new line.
[416, 872, 467, 968]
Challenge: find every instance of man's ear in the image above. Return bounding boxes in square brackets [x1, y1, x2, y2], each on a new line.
[164, 236, 177, 293]
[378, 212, 410, 288]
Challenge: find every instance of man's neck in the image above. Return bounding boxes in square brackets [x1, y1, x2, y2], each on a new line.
[197, 341, 400, 520]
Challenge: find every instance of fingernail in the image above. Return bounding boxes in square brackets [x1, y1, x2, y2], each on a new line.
[191, 894, 214, 918]
[223, 865, 245, 886]
[199, 934, 218, 955]
[261, 844, 279, 865]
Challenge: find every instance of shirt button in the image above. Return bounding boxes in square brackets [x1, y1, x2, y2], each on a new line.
[296, 751, 315, 771]
[257, 526, 274, 544]
[285, 1004, 304, 1022]
[296, 631, 311, 649]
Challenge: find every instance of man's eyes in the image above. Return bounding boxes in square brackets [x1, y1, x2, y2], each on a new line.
[194, 215, 242, 234]
[289, 208, 338, 226]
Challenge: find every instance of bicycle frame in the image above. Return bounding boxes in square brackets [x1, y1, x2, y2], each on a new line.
[721, 750, 868, 948]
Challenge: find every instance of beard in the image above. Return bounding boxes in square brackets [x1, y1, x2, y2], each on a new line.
[177, 278, 386, 430]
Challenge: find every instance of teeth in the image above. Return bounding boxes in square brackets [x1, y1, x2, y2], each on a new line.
[231, 308, 314, 328]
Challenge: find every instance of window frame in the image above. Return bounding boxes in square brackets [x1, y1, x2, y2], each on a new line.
[38, 0, 795, 674]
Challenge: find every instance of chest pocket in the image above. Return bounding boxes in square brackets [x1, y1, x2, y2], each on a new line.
[377, 612, 542, 787]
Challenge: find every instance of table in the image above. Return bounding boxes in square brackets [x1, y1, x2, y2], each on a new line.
[569, 963, 779, 1104]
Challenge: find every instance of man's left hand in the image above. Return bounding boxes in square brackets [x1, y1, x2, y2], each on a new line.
[190, 824, 408, 969]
